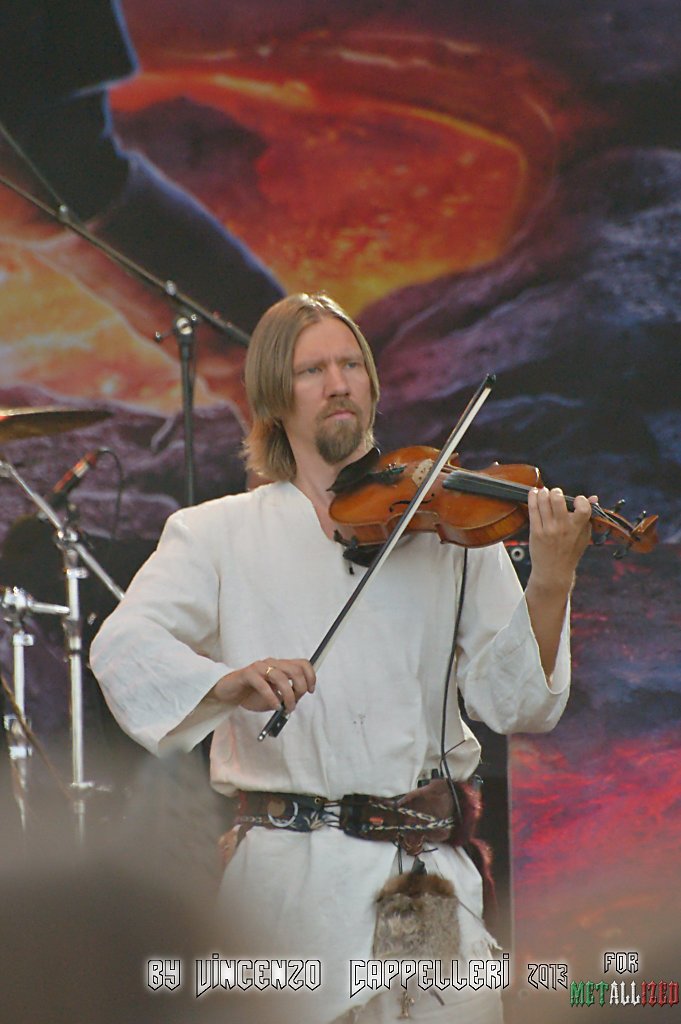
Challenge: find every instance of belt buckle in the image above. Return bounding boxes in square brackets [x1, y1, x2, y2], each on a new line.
[266, 797, 299, 828]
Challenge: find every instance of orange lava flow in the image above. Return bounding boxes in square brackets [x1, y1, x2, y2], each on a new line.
[110, 31, 579, 315]
[0, 31, 599, 412]
[0, 248, 213, 412]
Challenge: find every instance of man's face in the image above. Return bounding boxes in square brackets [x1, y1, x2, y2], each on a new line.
[282, 316, 373, 469]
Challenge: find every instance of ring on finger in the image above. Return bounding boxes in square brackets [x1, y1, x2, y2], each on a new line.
[265, 665, 274, 679]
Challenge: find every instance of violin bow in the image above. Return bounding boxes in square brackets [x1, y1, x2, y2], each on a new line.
[258, 373, 496, 740]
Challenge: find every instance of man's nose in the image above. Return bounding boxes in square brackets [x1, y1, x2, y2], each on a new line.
[325, 363, 350, 395]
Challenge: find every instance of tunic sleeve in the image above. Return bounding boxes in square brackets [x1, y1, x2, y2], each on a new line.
[89, 509, 235, 755]
[455, 543, 571, 734]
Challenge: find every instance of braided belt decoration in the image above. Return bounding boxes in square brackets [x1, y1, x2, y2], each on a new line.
[235, 781, 478, 857]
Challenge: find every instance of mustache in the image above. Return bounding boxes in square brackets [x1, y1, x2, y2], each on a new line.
[318, 399, 362, 421]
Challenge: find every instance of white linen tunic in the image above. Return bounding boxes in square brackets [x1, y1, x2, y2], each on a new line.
[90, 482, 570, 1022]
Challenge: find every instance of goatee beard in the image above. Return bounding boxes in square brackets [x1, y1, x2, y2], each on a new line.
[315, 404, 365, 466]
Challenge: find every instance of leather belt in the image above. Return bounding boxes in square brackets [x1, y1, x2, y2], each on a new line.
[235, 779, 479, 857]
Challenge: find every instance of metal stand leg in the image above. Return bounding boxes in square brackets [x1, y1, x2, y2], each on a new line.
[59, 531, 93, 843]
[2, 588, 68, 833]
[4, 625, 34, 833]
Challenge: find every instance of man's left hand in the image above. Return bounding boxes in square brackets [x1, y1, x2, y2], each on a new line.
[525, 486, 594, 678]
[527, 486, 594, 593]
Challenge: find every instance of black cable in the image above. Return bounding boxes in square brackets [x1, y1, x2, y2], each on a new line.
[439, 548, 469, 823]
[92, 446, 125, 540]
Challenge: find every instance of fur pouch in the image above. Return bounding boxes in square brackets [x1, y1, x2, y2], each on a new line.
[372, 870, 461, 961]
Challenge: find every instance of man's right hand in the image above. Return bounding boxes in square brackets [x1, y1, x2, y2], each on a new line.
[210, 659, 316, 713]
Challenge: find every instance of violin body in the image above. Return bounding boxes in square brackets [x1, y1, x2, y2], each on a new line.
[330, 446, 658, 554]
[331, 446, 542, 548]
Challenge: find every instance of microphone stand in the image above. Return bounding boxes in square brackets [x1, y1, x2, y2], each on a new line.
[0, 119, 250, 508]
[155, 313, 199, 506]
[0, 456, 124, 842]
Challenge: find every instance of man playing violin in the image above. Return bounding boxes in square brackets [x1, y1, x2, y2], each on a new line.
[91, 293, 593, 1023]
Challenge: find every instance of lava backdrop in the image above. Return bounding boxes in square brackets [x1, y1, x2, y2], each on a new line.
[0, 2, 679, 1019]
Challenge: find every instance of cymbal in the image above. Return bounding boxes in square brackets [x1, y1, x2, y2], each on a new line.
[0, 407, 111, 444]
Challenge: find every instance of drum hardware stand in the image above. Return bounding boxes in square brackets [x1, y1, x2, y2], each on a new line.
[0, 455, 124, 842]
[1, 587, 70, 834]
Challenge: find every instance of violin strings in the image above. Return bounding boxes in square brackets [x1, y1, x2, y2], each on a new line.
[443, 468, 625, 529]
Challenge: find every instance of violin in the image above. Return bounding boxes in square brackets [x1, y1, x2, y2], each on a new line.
[329, 446, 658, 554]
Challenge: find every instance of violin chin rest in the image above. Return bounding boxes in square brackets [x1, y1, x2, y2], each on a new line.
[329, 446, 382, 494]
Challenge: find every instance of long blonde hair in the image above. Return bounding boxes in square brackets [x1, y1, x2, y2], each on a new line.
[243, 293, 380, 481]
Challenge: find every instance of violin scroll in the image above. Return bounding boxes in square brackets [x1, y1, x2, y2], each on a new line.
[592, 510, 658, 555]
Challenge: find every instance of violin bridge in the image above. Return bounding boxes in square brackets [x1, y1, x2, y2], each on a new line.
[410, 459, 434, 487]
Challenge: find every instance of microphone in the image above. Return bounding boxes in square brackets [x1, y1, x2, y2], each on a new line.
[45, 449, 102, 509]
